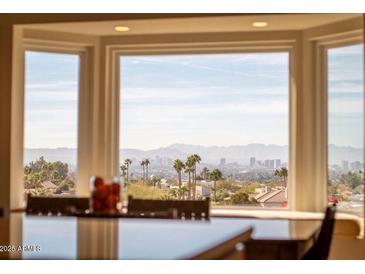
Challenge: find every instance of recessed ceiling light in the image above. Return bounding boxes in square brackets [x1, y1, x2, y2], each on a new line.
[252, 22, 268, 28]
[114, 26, 130, 32]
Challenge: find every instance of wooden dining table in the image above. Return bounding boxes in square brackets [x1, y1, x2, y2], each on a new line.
[0, 213, 321, 259]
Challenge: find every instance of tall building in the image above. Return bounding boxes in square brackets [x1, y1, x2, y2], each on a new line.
[269, 160, 275, 169]
[264, 160, 270, 168]
[342, 160, 349, 172]
[220, 158, 226, 166]
[250, 157, 256, 167]
[275, 159, 281, 168]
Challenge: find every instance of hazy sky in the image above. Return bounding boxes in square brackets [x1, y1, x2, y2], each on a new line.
[328, 44, 364, 149]
[120, 52, 289, 150]
[24, 51, 79, 149]
[24, 45, 364, 149]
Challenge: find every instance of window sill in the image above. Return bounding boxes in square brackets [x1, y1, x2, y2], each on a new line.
[211, 208, 363, 238]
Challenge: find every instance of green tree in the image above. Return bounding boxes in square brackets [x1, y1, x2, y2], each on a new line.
[24, 157, 74, 195]
[274, 167, 288, 188]
[201, 167, 210, 180]
[151, 175, 161, 189]
[340, 171, 362, 190]
[140, 160, 146, 180]
[120, 164, 127, 177]
[178, 185, 189, 200]
[144, 158, 150, 181]
[216, 179, 240, 193]
[210, 168, 223, 202]
[185, 159, 194, 199]
[230, 189, 251, 205]
[124, 158, 132, 182]
[27, 172, 43, 190]
[241, 182, 260, 193]
[188, 154, 201, 200]
[51, 161, 69, 181]
[173, 159, 185, 188]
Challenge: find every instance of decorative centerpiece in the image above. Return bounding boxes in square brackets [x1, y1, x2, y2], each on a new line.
[90, 176, 121, 214]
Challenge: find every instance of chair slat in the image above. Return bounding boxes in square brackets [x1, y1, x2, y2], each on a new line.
[127, 196, 210, 220]
[26, 194, 90, 215]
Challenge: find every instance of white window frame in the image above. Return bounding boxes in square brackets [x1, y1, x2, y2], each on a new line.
[11, 37, 95, 208]
[315, 31, 364, 217]
[107, 40, 298, 210]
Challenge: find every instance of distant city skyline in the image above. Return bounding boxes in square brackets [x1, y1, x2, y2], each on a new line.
[24, 143, 363, 167]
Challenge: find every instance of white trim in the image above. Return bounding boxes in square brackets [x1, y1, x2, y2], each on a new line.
[314, 42, 328, 211]
[11, 36, 96, 207]
[315, 32, 364, 217]
[24, 43, 91, 196]
[104, 46, 121, 179]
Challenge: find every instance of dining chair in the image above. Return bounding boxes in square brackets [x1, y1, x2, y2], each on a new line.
[26, 194, 90, 215]
[302, 204, 337, 260]
[127, 195, 210, 220]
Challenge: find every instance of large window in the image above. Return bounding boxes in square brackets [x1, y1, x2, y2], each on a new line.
[327, 44, 364, 216]
[119, 52, 289, 208]
[23, 51, 80, 197]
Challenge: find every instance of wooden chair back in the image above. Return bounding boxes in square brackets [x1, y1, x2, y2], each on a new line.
[127, 196, 210, 220]
[26, 195, 90, 215]
[302, 204, 336, 259]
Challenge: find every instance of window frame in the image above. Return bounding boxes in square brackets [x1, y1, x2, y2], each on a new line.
[108, 41, 298, 210]
[11, 38, 94, 207]
[315, 32, 364, 217]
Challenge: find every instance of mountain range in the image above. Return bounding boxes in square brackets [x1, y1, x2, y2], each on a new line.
[24, 143, 363, 166]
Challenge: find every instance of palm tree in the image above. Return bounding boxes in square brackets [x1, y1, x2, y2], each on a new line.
[274, 167, 288, 188]
[124, 158, 132, 182]
[168, 188, 178, 199]
[201, 167, 210, 180]
[185, 159, 194, 199]
[173, 159, 185, 188]
[140, 160, 146, 181]
[151, 175, 161, 188]
[188, 154, 201, 200]
[120, 164, 127, 177]
[178, 185, 189, 200]
[144, 159, 150, 181]
[210, 168, 223, 202]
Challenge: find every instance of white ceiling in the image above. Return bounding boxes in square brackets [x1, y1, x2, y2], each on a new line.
[23, 14, 361, 36]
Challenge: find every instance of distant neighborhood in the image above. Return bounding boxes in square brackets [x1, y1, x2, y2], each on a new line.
[23, 143, 363, 214]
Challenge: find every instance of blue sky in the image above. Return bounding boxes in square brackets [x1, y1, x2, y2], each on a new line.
[120, 52, 289, 149]
[328, 44, 364, 149]
[24, 46, 364, 150]
[24, 51, 79, 149]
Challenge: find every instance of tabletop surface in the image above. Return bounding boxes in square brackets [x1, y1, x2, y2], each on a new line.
[0, 214, 321, 259]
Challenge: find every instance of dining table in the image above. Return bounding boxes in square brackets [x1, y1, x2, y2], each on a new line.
[0, 213, 321, 259]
